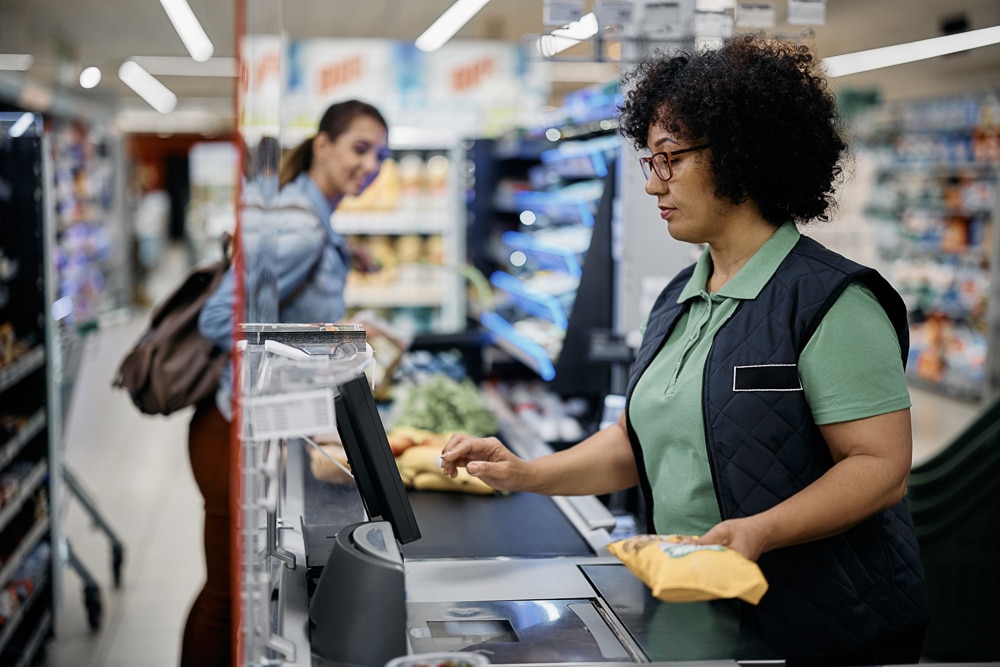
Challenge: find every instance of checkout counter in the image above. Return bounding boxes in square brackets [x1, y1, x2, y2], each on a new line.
[238, 325, 781, 667]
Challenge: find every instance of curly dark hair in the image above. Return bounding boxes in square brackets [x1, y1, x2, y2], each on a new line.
[619, 34, 848, 225]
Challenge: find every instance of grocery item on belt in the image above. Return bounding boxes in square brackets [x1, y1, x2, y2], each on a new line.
[396, 443, 494, 495]
[608, 534, 768, 605]
[392, 374, 498, 437]
[307, 442, 353, 484]
[386, 425, 451, 455]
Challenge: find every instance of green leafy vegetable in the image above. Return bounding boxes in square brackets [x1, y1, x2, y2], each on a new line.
[392, 374, 498, 437]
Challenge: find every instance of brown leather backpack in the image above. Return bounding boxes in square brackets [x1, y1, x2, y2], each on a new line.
[112, 257, 229, 416]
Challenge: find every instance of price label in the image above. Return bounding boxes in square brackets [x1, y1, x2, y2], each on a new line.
[244, 388, 336, 440]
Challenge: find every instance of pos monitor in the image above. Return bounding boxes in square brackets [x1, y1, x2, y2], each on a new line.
[309, 371, 421, 666]
[334, 371, 421, 544]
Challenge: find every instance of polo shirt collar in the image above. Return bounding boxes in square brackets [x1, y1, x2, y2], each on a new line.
[677, 222, 800, 302]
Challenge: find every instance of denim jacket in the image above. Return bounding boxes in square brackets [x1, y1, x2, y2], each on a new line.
[198, 172, 352, 418]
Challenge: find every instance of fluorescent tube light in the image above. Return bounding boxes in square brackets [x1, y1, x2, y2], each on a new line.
[824, 24, 1000, 77]
[0, 54, 33, 71]
[9, 112, 35, 138]
[130, 56, 236, 77]
[415, 0, 490, 52]
[119, 60, 178, 114]
[158, 0, 214, 62]
[79, 66, 102, 89]
[537, 12, 600, 57]
[555, 12, 600, 40]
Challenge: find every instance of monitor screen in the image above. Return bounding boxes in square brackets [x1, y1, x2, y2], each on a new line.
[335, 372, 421, 545]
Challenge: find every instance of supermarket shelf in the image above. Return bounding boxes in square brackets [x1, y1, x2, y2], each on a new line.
[481, 311, 556, 382]
[333, 208, 453, 235]
[0, 513, 50, 587]
[11, 608, 51, 667]
[0, 410, 46, 470]
[858, 92, 999, 402]
[344, 281, 448, 308]
[0, 112, 58, 667]
[906, 373, 984, 403]
[0, 347, 45, 394]
[0, 461, 48, 537]
[490, 271, 568, 329]
[512, 191, 596, 226]
[0, 566, 50, 654]
[540, 146, 609, 180]
[501, 231, 583, 277]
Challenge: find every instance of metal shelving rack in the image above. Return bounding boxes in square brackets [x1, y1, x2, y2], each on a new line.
[0, 111, 57, 665]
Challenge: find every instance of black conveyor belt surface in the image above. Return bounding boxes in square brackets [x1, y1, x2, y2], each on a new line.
[401, 489, 592, 559]
[300, 457, 592, 562]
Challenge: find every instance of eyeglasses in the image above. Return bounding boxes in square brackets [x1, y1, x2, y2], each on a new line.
[639, 144, 709, 181]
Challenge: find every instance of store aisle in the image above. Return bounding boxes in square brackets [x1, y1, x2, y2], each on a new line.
[42, 242, 202, 667]
[36, 240, 982, 666]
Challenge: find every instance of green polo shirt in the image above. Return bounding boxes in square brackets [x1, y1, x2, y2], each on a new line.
[630, 223, 910, 535]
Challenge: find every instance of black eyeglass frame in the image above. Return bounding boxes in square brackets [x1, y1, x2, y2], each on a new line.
[639, 144, 710, 181]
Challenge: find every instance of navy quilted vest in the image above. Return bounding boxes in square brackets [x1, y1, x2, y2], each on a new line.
[624, 235, 929, 660]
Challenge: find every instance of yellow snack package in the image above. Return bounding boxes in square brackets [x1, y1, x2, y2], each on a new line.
[607, 534, 768, 605]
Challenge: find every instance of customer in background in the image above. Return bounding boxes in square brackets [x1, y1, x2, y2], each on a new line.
[182, 100, 389, 667]
[442, 35, 929, 665]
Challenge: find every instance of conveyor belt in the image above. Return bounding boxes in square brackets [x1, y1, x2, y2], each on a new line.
[401, 489, 592, 559]
[300, 461, 592, 565]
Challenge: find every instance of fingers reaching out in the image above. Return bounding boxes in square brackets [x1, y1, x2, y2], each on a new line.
[438, 433, 526, 493]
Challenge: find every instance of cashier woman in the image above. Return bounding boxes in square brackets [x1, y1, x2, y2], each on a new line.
[442, 35, 929, 666]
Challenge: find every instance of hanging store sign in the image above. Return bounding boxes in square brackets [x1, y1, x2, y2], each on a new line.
[240, 34, 283, 142]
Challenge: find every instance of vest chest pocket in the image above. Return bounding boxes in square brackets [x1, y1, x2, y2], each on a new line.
[732, 364, 802, 392]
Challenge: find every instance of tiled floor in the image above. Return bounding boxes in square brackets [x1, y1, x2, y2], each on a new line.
[37, 243, 984, 666]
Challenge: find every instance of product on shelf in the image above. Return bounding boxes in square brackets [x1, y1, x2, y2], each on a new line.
[338, 157, 402, 211]
[50, 119, 119, 327]
[855, 92, 998, 400]
[335, 144, 463, 336]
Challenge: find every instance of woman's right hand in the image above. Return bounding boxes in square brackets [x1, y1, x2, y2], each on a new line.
[439, 434, 528, 492]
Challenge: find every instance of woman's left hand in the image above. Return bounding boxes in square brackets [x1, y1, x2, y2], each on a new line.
[697, 517, 769, 562]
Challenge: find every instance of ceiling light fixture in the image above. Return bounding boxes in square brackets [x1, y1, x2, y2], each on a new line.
[823, 24, 1000, 77]
[0, 54, 34, 71]
[119, 60, 178, 114]
[79, 66, 102, 89]
[415, 0, 490, 53]
[158, 0, 215, 62]
[9, 112, 36, 138]
[538, 12, 600, 58]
